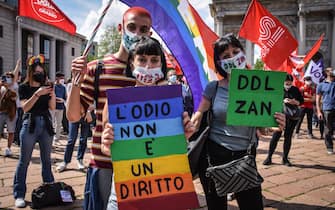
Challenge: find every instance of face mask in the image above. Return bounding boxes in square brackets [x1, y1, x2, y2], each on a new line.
[220, 51, 246, 75]
[59, 79, 65, 85]
[132, 66, 164, 85]
[122, 29, 142, 52]
[33, 72, 45, 84]
[305, 81, 312, 85]
[168, 75, 177, 84]
[6, 78, 12, 85]
[284, 84, 292, 91]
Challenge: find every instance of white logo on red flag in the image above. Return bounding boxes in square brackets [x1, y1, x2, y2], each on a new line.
[31, 0, 64, 23]
[259, 16, 285, 58]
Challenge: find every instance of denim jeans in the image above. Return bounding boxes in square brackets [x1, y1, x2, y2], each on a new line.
[64, 118, 90, 163]
[13, 117, 54, 199]
[84, 167, 113, 210]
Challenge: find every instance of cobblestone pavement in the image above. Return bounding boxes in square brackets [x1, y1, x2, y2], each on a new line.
[0, 125, 334, 209]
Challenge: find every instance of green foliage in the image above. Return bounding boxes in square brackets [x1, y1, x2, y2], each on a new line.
[254, 58, 264, 70]
[98, 25, 121, 56]
[87, 54, 98, 62]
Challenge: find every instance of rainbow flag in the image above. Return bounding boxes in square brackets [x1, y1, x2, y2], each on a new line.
[107, 85, 199, 210]
[120, 0, 219, 110]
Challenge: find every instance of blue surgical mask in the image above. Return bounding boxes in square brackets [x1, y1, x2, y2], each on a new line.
[168, 75, 177, 84]
[6, 77, 12, 84]
[122, 29, 141, 52]
[220, 51, 247, 74]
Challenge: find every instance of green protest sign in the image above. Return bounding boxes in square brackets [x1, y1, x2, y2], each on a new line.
[227, 69, 286, 127]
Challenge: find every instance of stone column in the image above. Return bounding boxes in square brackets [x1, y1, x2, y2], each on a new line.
[216, 18, 224, 36]
[63, 41, 71, 79]
[49, 38, 56, 81]
[33, 32, 40, 55]
[298, 3, 306, 54]
[245, 40, 253, 66]
[332, 10, 335, 68]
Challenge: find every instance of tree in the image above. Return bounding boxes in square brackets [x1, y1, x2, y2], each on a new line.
[98, 25, 121, 56]
[254, 58, 264, 70]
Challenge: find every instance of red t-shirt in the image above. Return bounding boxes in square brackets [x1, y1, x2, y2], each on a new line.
[300, 85, 315, 109]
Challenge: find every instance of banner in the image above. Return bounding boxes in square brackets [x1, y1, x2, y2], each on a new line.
[227, 69, 286, 127]
[107, 85, 199, 210]
[18, 0, 76, 35]
[239, 0, 297, 70]
[304, 59, 324, 84]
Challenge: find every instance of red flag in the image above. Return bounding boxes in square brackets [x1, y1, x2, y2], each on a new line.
[18, 0, 76, 35]
[302, 33, 324, 65]
[239, 0, 297, 70]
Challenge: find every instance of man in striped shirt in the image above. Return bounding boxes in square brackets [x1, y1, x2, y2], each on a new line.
[67, 7, 152, 210]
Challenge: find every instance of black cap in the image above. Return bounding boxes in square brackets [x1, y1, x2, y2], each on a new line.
[55, 71, 65, 77]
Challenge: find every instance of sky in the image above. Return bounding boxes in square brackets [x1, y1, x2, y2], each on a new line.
[53, 0, 214, 43]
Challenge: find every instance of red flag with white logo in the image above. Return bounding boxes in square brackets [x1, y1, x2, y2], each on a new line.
[239, 0, 297, 70]
[18, 0, 76, 35]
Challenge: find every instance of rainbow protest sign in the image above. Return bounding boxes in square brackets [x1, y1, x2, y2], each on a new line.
[106, 85, 199, 210]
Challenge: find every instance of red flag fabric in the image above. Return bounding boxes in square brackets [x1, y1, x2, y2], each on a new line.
[302, 33, 324, 65]
[18, 0, 76, 35]
[239, 0, 297, 70]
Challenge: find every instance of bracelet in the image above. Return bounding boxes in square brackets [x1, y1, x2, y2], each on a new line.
[34, 93, 40, 98]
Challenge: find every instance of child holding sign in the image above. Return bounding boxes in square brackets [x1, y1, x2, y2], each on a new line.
[100, 37, 196, 209]
[190, 34, 286, 210]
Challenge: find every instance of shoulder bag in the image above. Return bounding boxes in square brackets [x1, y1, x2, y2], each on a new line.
[188, 81, 218, 178]
[205, 130, 263, 196]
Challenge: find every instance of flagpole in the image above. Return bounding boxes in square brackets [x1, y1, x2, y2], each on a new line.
[73, 0, 113, 85]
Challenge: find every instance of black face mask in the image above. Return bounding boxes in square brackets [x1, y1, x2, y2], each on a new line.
[32, 72, 45, 84]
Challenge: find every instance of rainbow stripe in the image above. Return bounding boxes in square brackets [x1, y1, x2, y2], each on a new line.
[120, 0, 219, 110]
[107, 85, 199, 210]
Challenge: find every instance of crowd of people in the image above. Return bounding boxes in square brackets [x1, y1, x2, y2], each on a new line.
[1, 6, 334, 210]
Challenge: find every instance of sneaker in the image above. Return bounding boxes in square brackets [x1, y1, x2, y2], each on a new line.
[77, 159, 85, 170]
[227, 193, 235, 201]
[327, 149, 334, 155]
[15, 198, 26, 208]
[4, 148, 12, 157]
[282, 158, 292, 167]
[320, 135, 324, 139]
[308, 134, 316, 139]
[56, 162, 67, 172]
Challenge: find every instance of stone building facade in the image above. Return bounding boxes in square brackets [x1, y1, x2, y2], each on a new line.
[210, 0, 335, 68]
[0, 0, 97, 80]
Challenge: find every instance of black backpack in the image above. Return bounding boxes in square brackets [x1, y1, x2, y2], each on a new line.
[31, 182, 76, 209]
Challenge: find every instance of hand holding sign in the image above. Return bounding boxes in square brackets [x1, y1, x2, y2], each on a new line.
[227, 69, 286, 127]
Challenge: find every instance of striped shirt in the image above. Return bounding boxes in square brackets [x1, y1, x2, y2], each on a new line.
[80, 54, 136, 169]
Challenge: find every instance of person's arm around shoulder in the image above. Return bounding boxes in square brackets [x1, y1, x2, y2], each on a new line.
[66, 56, 87, 122]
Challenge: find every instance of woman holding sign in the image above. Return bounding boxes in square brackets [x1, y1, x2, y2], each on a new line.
[100, 37, 195, 209]
[190, 34, 285, 210]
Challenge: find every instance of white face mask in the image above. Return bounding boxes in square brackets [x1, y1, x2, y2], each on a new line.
[132, 66, 164, 85]
[59, 79, 65, 85]
[220, 51, 247, 74]
[284, 84, 292, 91]
[122, 29, 142, 52]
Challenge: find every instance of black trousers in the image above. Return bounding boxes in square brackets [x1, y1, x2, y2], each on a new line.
[268, 117, 298, 159]
[198, 140, 263, 210]
[295, 107, 313, 135]
[323, 110, 335, 149]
